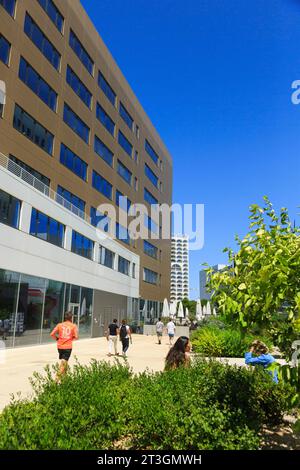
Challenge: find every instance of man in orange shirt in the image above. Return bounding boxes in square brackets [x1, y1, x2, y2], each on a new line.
[50, 311, 78, 382]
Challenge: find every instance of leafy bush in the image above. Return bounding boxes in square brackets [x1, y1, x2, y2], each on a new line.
[0, 359, 292, 450]
[191, 325, 273, 357]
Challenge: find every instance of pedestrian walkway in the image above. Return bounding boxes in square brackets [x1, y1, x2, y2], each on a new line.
[0, 334, 170, 412]
[0, 335, 287, 412]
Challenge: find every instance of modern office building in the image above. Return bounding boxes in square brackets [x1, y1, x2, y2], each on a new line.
[0, 0, 172, 347]
[199, 264, 226, 300]
[170, 235, 189, 303]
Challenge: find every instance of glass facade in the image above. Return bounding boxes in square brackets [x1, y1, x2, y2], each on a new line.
[144, 240, 158, 259]
[145, 163, 158, 188]
[0, 268, 93, 347]
[19, 57, 57, 111]
[0, 0, 16, 17]
[30, 208, 65, 247]
[92, 170, 112, 200]
[71, 231, 94, 260]
[37, 0, 64, 33]
[143, 268, 158, 285]
[57, 185, 86, 214]
[66, 65, 92, 109]
[24, 13, 61, 71]
[0, 188, 21, 229]
[116, 222, 130, 245]
[118, 131, 132, 157]
[69, 30, 94, 76]
[9, 155, 50, 188]
[60, 143, 87, 181]
[99, 245, 115, 269]
[144, 188, 158, 206]
[98, 71, 116, 106]
[90, 207, 110, 232]
[13, 104, 54, 155]
[94, 135, 114, 167]
[145, 139, 159, 165]
[118, 256, 130, 276]
[63, 103, 90, 144]
[116, 190, 131, 212]
[117, 160, 132, 185]
[96, 103, 115, 136]
[0, 34, 11, 65]
[119, 102, 133, 130]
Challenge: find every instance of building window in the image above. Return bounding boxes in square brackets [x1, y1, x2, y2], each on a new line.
[66, 65, 92, 109]
[71, 230, 94, 260]
[144, 214, 158, 234]
[119, 102, 133, 130]
[144, 188, 158, 206]
[134, 177, 138, 192]
[116, 223, 130, 245]
[9, 155, 50, 187]
[96, 103, 115, 136]
[118, 255, 130, 275]
[118, 130, 132, 157]
[0, 188, 20, 229]
[57, 185, 85, 214]
[69, 30, 94, 76]
[37, 0, 64, 33]
[92, 170, 112, 200]
[116, 190, 131, 212]
[94, 135, 114, 167]
[99, 245, 115, 269]
[24, 13, 61, 71]
[60, 143, 87, 181]
[145, 139, 159, 166]
[19, 57, 57, 111]
[132, 263, 136, 279]
[143, 268, 158, 285]
[13, 104, 54, 155]
[90, 207, 110, 232]
[63, 103, 90, 144]
[134, 150, 138, 163]
[117, 160, 132, 185]
[135, 124, 140, 139]
[144, 163, 158, 188]
[0, 35, 11, 65]
[98, 71, 116, 106]
[0, 0, 16, 17]
[30, 208, 64, 247]
[144, 240, 158, 259]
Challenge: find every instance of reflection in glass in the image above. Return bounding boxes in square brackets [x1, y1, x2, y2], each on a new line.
[14, 274, 45, 347]
[41, 280, 65, 343]
[0, 269, 20, 348]
[79, 287, 93, 337]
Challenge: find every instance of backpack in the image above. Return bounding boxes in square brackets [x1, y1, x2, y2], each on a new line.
[120, 324, 128, 339]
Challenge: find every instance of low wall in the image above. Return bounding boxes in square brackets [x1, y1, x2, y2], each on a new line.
[143, 325, 190, 338]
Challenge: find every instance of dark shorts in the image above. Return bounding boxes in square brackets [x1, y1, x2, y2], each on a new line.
[157, 332, 163, 337]
[168, 333, 174, 338]
[58, 349, 72, 361]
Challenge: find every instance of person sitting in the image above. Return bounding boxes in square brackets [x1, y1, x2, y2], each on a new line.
[245, 340, 279, 383]
[165, 336, 191, 371]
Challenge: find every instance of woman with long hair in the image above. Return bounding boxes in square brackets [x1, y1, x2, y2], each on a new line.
[164, 336, 191, 371]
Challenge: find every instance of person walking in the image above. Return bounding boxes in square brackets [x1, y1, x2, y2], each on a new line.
[164, 336, 191, 371]
[50, 311, 78, 382]
[155, 317, 164, 344]
[166, 318, 176, 345]
[119, 319, 132, 357]
[106, 318, 119, 356]
[245, 340, 279, 383]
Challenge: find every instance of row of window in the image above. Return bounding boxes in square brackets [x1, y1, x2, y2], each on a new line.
[1, 2, 165, 169]
[0, 187, 140, 278]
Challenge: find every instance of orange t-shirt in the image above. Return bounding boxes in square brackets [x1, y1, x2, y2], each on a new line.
[50, 321, 78, 349]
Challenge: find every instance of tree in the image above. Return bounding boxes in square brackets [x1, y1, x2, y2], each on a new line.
[181, 298, 197, 321]
[206, 197, 300, 357]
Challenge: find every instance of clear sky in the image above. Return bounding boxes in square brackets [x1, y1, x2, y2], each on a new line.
[81, 0, 300, 299]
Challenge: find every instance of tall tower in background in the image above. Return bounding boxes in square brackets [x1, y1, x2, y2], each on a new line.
[170, 235, 189, 303]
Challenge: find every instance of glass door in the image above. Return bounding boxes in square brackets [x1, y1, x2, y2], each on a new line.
[68, 303, 80, 328]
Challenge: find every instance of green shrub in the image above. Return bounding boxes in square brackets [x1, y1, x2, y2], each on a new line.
[0, 359, 292, 450]
[191, 325, 273, 357]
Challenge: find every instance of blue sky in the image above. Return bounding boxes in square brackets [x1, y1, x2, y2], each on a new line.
[81, 0, 300, 298]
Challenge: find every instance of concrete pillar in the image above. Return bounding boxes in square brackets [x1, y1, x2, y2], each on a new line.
[19, 201, 32, 233]
[65, 226, 72, 251]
